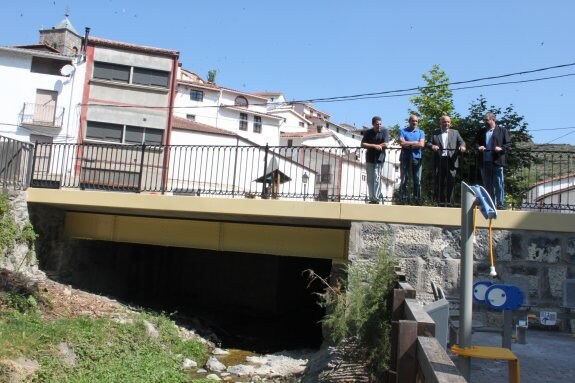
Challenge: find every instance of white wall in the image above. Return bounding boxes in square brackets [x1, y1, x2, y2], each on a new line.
[168, 129, 314, 198]
[270, 109, 309, 133]
[174, 85, 220, 127]
[0, 49, 80, 144]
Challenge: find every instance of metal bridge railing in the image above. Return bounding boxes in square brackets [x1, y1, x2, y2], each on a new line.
[3, 136, 573, 213]
[0, 135, 34, 191]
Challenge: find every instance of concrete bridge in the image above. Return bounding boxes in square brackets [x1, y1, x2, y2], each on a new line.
[27, 187, 575, 263]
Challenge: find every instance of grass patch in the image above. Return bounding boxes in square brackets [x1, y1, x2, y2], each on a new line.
[0, 308, 209, 382]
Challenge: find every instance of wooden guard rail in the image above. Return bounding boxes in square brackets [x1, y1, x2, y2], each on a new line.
[388, 277, 466, 383]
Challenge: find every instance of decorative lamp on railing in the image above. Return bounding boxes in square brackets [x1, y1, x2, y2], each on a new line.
[302, 172, 309, 201]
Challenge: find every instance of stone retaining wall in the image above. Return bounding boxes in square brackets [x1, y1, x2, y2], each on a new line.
[349, 222, 575, 311]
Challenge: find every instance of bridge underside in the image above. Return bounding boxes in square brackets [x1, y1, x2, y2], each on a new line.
[64, 212, 349, 261]
[26, 189, 575, 261]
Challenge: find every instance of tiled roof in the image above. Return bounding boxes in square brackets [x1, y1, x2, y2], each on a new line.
[224, 106, 284, 120]
[88, 37, 179, 57]
[177, 80, 219, 90]
[0, 45, 73, 61]
[13, 44, 60, 53]
[280, 131, 332, 138]
[252, 91, 283, 96]
[218, 86, 268, 101]
[172, 117, 236, 136]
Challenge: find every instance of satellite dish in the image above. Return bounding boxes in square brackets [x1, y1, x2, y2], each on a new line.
[60, 64, 75, 76]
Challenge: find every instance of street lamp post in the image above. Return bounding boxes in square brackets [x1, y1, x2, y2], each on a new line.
[302, 172, 309, 201]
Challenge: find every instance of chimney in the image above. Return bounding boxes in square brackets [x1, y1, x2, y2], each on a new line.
[82, 27, 91, 54]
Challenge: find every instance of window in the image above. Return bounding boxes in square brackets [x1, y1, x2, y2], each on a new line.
[235, 96, 248, 107]
[93, 62, 130, 83]
[239, 113, 248, 131]
[190, 89, 204, 101]
[31, 57, 66, 75]
[253, 116, 262, 133]
[186, 114, 196, 121]
[93, 62, 169, 88]
[124, 126, 163, 145]
[86, 121, 123, 142]
[316, 124, 323, 133]
[144, 129, 163, 145]
[299, 122, 305, 128]
[320, 164, 331, 183]
[318, 190, 329, 201]
[124, 126, 144, 144]
[287, 139, 293, 147]
[132, 67, 170, 88]
[86, 121, 163, 145]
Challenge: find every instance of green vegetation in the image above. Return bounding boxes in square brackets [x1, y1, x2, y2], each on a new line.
[407, 65, 537, 207]
[0, 193, 38, 262]
[0, 286, 210, 383]
[307, 249, 397, 373]
[0, 194, 18, 257]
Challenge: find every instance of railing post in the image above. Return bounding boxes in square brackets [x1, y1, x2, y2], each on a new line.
[261, 144, 269, 199]
[160, 143, 169, 195]
[25, 143, 34, 189]
[396, 320, 418, 383]
[138, 144, 146, 193]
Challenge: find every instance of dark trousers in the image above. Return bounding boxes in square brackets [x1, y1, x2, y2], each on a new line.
[435, 157, 456, 206]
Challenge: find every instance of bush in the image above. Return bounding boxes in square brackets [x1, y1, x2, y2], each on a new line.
[307, 249, 397, 372]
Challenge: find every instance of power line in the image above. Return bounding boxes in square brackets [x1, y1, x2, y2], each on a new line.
[301, 62, 575, 103]
[545, 130, 575, 144]
[82, 64, 575, 109]
[530, 126, 575, 132]
[311, 73, 575, 103]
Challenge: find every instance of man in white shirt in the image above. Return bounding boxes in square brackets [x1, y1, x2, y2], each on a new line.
[427, 115, 466, 206]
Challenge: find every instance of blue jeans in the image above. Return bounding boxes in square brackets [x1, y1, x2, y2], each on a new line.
[366, 161, 384, 202]
[481, 162, 505, 207]
[400, 157, 422, 204]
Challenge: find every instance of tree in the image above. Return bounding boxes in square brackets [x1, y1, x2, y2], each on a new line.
[207, 69, 217, 84]
[409, 64, 458, 135]
[458, 95, 534, 207]
[408, 65, 459, 204]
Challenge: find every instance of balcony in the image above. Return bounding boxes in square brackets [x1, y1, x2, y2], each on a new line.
[20, 102, 65, 129]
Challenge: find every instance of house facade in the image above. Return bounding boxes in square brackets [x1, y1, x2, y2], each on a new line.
[525, 173, 575, 213]
[174, 69, 283, 147]
[73, 36, 179, 189]
[0, 46, 80, 144]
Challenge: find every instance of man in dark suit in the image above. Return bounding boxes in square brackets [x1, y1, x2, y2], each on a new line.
[475, 112, 511, 208]
[428, 115, 466, 206]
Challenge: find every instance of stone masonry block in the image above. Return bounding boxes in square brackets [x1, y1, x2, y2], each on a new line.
[527, 237, 561, 263]
[394, 226, 430, 245]
[548, 265, 567, 298]
[353, 222, 390, 258]
[394, 243, 429, 259]
[567, 236, 575, 264]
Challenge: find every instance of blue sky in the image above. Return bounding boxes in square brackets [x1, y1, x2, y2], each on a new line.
[2, 0, 574, 145]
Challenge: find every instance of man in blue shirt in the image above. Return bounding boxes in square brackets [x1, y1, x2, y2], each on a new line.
[399, 115, 426, 204]
[361, 116, 389, 204]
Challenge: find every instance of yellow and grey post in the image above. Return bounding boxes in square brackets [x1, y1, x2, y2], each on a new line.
[459, 182, 475, 380]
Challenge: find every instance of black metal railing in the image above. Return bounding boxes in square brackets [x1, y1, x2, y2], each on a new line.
[7, 137, 575, 212]
[0, 135, 34, 190]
